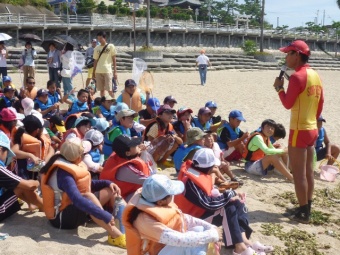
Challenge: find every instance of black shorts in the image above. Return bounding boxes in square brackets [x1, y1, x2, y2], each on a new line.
[0, 190, 21, 222]
[316, 147, 327, 161]
[49, 204, 88, 229]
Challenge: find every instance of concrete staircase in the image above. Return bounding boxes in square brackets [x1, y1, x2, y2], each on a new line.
[6, 49, 340, 74]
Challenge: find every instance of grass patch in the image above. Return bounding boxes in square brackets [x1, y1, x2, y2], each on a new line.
[310, 210, 330, 225]
[261, 223, 327, 255]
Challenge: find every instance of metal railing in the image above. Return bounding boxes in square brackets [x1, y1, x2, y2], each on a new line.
[0, 12, 339, 42]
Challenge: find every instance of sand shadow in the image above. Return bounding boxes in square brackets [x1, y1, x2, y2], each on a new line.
[248, 210, 287, 224]
[0, 212, 105, 248]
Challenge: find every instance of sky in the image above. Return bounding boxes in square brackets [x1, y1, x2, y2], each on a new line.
[238, 0, 340, 28]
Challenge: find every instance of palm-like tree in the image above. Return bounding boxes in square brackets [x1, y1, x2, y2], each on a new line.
[338, 0, 340, 9]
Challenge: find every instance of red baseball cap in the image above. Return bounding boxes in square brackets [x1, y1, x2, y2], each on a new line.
[0, 108, 18, 121]
[279, 40, 310, 56]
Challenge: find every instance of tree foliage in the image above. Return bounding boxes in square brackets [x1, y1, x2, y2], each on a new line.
[97, 1, 107, 14]
[241, 39, 257, 55]
[0, 0, 51, 9]
[77, 0, 97, 14]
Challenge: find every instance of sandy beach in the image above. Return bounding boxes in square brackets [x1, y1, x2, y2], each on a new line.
[0, 68, 339, 255]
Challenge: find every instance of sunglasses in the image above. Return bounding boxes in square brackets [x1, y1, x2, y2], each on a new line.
[27, 82, 35, 84]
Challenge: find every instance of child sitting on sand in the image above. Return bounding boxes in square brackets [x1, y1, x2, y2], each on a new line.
[242, 119, 293, 181]
[34, 89, 59, 118]
[205, 101, 222, 124]
[138, 97, 160, 127]
[175, 148, 273, 255]
[103, 109, 138, 159]
[144, 105, 183, 166]
[204, 131, 244, 186]
[95, 95, 116, 121]
[64, 89, 90, 116]
[123, 174, 219, 255]
[0, 131, 43, 221]
[83, 129, 104, 177]
[116, 79, 149, 112]
[315, 116, 340, 165]
[172, 107, 195, 143]
[217, 110, 249, 161]
[40, 138, 126, 248]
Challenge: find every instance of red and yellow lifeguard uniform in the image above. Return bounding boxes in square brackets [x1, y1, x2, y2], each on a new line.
[279, 64, 324, 148]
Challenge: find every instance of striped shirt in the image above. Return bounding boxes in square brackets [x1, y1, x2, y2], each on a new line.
[0, 165, 21, 190]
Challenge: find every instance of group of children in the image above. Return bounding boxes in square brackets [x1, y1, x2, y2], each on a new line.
[0, 74, 338, 255]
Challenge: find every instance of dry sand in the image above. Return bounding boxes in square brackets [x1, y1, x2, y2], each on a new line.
[0, 68, 339, 255]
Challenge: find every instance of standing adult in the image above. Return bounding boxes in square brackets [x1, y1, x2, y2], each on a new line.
[85, 39, 97, 87]
[195, 49, 211, 86]
[22, 41, 37, 83]
[273, 40, 324, 223]
[47, 43, 61, 88]
[0, 41, 8, 80]
[92, 31, 117, 98]
[60, 43, 74, 99]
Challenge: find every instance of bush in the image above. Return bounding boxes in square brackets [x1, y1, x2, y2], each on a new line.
[241, 40, 257, 55]
[136, 8, 145, 17]
[108, 5, 117, 15]
[97, 1, 108, 14]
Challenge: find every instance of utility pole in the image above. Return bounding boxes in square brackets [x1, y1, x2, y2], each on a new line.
[322, 10, 325, 26]
[260, 0, 265, 52]
[146, 0, 150, 48]
[277, 17, 279, 28]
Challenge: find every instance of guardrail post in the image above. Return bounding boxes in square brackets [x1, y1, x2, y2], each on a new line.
[43, 14, 46, 27]
[18, 13, 20, 26]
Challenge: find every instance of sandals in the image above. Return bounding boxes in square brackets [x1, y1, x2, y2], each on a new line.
[108, 234, 126, 249]
[233, 247, 265, 255]
[251, 241, 274, 253]
[231, 176, 244, 186]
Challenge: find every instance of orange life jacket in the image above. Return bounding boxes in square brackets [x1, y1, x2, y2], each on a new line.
[174, 160, 213, 218]
[25, 87, 38, 100]
[0, 124, 17, 140]
[123, 189, 185, 255]
[100, 153, 150, 200]
[122, 91, 143, 112]
[40, 159, 90, 219]
[21, 133, 51, 160]
[60, 128, 83, 147]
[242, 132, 269, 161]
[143, 118, 174, 141]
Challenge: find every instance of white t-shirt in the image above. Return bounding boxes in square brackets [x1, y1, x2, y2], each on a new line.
[196, 54, 209, 65]
[0, 49, 7, 67]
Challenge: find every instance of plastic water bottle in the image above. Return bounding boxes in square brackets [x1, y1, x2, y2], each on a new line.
[99, 154, 105, 166]
[113, 197, 125, 234]
[27, 158, 35, 171]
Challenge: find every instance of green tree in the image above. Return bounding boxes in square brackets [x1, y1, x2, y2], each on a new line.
[108, 5, 117, 15]
[77, 0, 97, 14]
[97, 1, 107, 14]
[238, 0, 262, 26]
[213, 0, 239, 24]
[337, 0, 340, 9]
